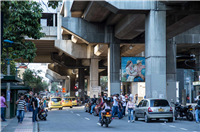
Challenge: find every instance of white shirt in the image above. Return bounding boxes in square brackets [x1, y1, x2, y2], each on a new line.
[121, 96, 126, 106]
[129, 94, 133, 102]
[195, 95, 200, 101]
[113, 96, 118, 106]
[36, 98, 40, 108]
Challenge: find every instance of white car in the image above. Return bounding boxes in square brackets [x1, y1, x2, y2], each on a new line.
[135, 98, 173, 123]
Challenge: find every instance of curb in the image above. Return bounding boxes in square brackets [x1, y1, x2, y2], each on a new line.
[33, 122, 39, 132]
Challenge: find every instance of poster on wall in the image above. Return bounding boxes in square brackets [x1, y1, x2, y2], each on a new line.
[121, 57, 145, 82]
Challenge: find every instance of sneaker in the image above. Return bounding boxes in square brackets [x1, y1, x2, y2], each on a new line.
[131, 120, 134, 123]
[90, 113, 92, 115]
[128, 120, 130, 123]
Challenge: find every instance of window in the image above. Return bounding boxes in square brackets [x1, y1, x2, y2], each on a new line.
[138, 100, 143, 107]
[72, 98, 76, 101]
[51, 98, 61, 102]
[142, 100, 148, 107]
[150, 99, 169, 107]
[63, 98, 71, 101]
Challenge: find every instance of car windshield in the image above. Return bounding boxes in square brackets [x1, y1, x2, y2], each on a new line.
[150, 100, 169, 107]
[51, 98, 61, 102]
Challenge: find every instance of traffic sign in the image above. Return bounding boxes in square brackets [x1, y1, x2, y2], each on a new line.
[78, 89, 82, 92]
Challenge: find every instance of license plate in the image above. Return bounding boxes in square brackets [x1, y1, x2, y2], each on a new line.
[189, 108, 193, 111]
[105, 115, 111, 117]
[158, 109, 164, 112]
[42, 113, 45, 115]
[65, 101, 68, 102]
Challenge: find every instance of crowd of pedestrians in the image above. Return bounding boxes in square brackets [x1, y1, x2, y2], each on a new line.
[87, 92, 138, 123]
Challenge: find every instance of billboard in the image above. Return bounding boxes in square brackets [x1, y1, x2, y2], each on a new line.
[121, 57, 145, 82]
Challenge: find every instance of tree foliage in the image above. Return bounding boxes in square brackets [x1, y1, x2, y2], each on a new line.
[23, 69, 48, 93]
[47, 1, 59, 9]
[100, 76, 108, 91]
[1, 1, 45, 66]
[51, 82, 59, 92]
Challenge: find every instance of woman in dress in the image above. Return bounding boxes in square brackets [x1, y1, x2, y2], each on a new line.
[126, 61, 138, 82]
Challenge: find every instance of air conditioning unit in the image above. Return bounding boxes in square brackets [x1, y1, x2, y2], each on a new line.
[159, 0, 190, 5]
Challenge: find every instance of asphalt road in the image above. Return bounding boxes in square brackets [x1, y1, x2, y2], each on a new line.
[38, 106, 200, 132]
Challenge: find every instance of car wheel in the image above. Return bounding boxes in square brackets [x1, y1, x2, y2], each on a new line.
[135, 115, 138, 121]
[145, 114, 150, 123]
[156, 118, 159, 121]
[168, 118, 173, 122]
[70, 106, 73, 108]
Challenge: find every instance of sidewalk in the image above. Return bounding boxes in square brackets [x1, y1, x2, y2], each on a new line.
[1, 112, 38, 132]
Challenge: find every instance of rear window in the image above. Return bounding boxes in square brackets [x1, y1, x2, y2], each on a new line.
[63, 98, 71, 100]
[72, 98, 76, 101]
[150, 100, 169, 107]
[51, 98, 61, 102]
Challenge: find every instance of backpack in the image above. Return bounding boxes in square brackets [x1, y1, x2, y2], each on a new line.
[30, 97, 38, 107]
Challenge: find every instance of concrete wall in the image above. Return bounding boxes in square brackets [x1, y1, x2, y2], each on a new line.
[41, 26, 57, 36]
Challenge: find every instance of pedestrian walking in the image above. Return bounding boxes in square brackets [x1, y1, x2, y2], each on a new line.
[1, 93, 8, 121]
[16, 95, 27, 123]
[134, 94, 138, 104]
[121, 93, 126, 117]
[195, 96, 200, 123]
[31, 93, 38, 122]
[126, 97, 135, 123]
[112, 94, 121, 119]
[43, 97, 47, 107]
[186, 94, 190, 103]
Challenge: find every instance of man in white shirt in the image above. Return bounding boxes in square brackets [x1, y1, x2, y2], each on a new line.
[112, 94, 121, 119]
[195, 92, 200, 102]
[121, 93, 126, 117]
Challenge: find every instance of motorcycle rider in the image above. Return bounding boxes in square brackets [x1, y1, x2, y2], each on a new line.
[195, 96, 200, 123]
[90, 94, 97, 115]
[100, 97, 112, 121]
[112, 93, 121, 119]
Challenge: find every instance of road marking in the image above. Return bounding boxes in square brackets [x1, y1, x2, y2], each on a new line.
[71, 111, 73, 113]
[169, 125, 176, 128]
[97, 123, 101, 126]
[193, 131, 198, 132]
[180, 128, 188, 131]
[85, 117, 90, 120]
[160, 123, 166, 125]
[77, 114, 80, 116]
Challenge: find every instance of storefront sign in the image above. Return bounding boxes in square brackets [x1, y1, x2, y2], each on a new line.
[193, 81, 200, 86]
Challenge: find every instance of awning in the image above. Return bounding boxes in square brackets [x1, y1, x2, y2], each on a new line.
[1, 75, 22, 83]
[1, 83, 30, 90]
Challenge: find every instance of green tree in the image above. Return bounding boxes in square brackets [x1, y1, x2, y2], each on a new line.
[1, 1, 45, 73]
[23, 69, 47, 93]
[47, 1, 59, 9]
[100, 76, 108, 91]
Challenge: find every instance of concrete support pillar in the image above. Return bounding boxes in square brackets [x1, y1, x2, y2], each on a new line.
[90, 58, 99, 97]
[78, 68, 85, 98]
[57, 4, 62, 40]
[87, 78, 90, 96]
[108, 43, 121, 96]
[53, 14, 56, 27]
[70, 74, 76, 96]
[166, 39, 177, 102]
[145, 10, 166, 99]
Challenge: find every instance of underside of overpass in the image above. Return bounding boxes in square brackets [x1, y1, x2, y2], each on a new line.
[22, 1, 200, 100]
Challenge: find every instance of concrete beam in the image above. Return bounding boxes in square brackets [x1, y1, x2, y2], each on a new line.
[106, 14, 124, 25]
[115, 14, 145, 40]
[94, 44, 108, 56]
[121, 45, 145, 56]
[55, 40, 88, 59]
[83, 2, 110, 22]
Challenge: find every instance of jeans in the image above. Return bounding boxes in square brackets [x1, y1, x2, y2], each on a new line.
[32, 108, 38, 122]
[90, 104, 96, 114]
[128, 108, 134, 121]
[99, 110, 102, 121]
[26, 103, 29, 111]
[195, 109, 200, 122]
[44, 103, 46, 107]
[1, 107, 6, 121]
[122, 106, 126, 116]
[112, 106, 121, 118]
[17, 110, 25, 123]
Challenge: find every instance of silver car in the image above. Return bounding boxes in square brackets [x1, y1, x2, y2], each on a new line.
[135, 98, 173, 123]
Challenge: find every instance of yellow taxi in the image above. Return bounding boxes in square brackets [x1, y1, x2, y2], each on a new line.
[69, 97, 77, 106]
[48, 97, 63, 110]
[62, 97, 73, 108]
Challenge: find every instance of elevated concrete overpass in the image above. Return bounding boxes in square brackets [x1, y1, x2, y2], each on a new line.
[22, 1, 200, 100]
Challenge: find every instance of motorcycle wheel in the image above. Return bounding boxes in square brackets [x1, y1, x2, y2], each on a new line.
[105, 119, 108, 127]
[93, 111, 97, 116]
[38, 114, 43, 120]
[186, 112, 193, 121]
[174, 111, 178, 120]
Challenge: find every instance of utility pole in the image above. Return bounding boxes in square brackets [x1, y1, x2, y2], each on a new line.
[6, 58, 11, 118]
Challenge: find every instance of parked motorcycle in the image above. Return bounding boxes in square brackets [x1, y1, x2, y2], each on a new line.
[100, 109, 112, 127]
[172, 102, 193, 121]
[38, 105, 48, 121]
